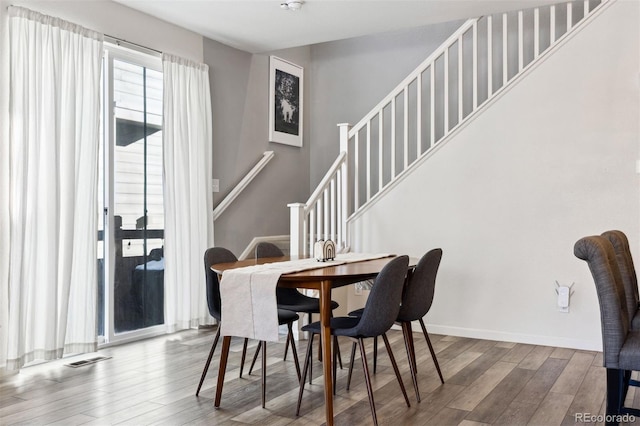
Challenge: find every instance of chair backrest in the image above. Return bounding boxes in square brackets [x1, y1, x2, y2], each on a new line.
[574, 235, 629, 368]
[255, 242, 284, 258]
[602, 230, 639, 323]
[255, 242, 301, 301]
[353, 255, 409, 338]
[397, 248, 443, 322]
[204, 247, 238, 321]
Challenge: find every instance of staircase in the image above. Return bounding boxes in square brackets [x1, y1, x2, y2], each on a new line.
[290, 0, 611, 256]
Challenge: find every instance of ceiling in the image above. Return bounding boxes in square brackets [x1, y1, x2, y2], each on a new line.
[113, 0, 560, 53]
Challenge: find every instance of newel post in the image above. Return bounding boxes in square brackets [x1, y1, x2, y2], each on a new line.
[288, 203, 305, 256]
[338, 123, 351, 153]
[337, 123, 351, 251]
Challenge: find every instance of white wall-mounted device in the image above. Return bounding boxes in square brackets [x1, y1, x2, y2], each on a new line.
[555, 281, 574, 313]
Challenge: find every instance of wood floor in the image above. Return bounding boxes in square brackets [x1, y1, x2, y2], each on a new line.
[0, 327, 626, 425]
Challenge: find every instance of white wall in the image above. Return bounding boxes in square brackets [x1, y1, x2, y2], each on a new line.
[348, 0, 640, 350]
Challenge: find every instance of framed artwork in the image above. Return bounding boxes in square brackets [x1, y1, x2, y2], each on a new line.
[269, 56, 303, 147]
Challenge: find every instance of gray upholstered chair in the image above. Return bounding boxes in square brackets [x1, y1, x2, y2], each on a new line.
[250, 241, 342, 379]
[197, 247, 301, 408]
[296, 255, 411, 426]
[395, 248, 444, 399]
[347, 249, 444, 402]
[196, 247, 247, 396]
[601, 230, 640, 329]
[255, 242, 339, 319]
[574, 235, 640, 421]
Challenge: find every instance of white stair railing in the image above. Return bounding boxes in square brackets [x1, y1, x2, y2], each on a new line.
[343, 0, 608, 216]
[289, 150, 348, 256]
[213, 151, 274, 221]
[290, 0, 610, 255]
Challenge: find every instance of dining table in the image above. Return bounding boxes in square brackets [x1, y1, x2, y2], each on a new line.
[210, 254, 414, 426]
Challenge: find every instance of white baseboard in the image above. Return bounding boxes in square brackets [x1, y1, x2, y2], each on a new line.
[424, 323, 602, 352]
[283, 321, 600, 352]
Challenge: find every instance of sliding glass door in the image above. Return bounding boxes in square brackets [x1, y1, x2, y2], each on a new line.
[98, 46, 164, 344]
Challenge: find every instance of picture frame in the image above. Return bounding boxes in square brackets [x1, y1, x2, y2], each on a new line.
[269, 56, 303, 147]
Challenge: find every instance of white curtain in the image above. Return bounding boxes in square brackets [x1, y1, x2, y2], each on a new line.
[5, 7, 103, 370]
[162, 54, 214, 332]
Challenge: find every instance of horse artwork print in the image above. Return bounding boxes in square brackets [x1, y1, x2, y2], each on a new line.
[269, 56, 303, 147]
[280, 98, 295, 124]
[274, 69, 299, 135]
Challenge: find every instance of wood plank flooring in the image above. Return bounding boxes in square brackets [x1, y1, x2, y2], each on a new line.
[0, 327, 626, 425]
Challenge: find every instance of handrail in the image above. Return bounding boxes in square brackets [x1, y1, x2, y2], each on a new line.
[213, 151, 274, 221]
[304, 151, 347, 211]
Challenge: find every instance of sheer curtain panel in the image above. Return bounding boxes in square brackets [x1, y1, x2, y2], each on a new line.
[162, 54, 214, 332]
[6, 7, 103, 370]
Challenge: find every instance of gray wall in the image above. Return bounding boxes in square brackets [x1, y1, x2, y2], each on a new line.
[203, 40, 311, 255]
[308, 21, 464, 187]
[204, 21, 467, 254]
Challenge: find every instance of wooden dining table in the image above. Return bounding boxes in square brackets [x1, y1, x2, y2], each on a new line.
[211, 254, 412, 426]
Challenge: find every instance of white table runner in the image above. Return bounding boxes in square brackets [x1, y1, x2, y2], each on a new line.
[220, 253, 391, 342]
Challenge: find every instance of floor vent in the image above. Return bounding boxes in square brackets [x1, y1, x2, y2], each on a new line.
[65, 356, 111, 368]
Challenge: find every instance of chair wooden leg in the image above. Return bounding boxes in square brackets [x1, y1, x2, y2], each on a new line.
[296, 333, 315, 416]
[333, 336, 339, 395]
[261, 341, 267, 408]
[401, 322, 420, 402]
[195, 325, 220, 396]
[606, 368, 625, 422]
[249, 340, 261, 375]
[419, 319, 444, 384]
[358, 338, 378, 426]
[373, 336, 378, 374]
[288, 322, 302, 381]
[347, 341, 357, 391]
[283, 329, 291, 361]
[239, 338, 248, 378]
[405, 322, 418, 376]
[382, 333, 410, 408]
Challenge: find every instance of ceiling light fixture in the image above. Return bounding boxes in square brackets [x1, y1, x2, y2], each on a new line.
[281, 0, 304, 11]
